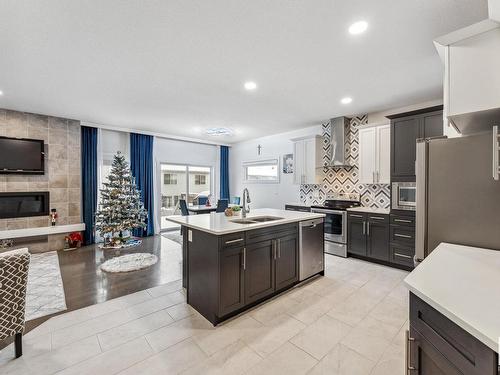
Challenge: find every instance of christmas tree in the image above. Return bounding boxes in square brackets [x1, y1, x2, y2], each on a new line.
[95, 152, 148, 246]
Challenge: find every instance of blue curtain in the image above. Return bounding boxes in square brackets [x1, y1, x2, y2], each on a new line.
[220, 145, 230, 200]
[130, 133, 155, 236]
[81, 126, 98, 245]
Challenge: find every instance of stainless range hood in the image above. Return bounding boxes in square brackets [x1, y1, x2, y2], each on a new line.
[329, 117, 351, 167]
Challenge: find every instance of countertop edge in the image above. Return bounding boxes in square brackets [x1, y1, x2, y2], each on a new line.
[167, 213, 325, 235]
[346, 207, 391, 215]
[403, 280, 498, 352]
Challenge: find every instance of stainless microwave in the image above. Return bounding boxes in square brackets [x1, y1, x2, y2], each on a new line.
[392, 182, 416, 211]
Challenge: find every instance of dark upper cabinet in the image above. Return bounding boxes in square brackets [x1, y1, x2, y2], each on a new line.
[219, 246, 245, 316]
[275, 234, 299, 291]
[347, 213, 367, 256]
[389, 106, 443, 181]
[422, 112, 444, 138]
[391, 116, 420, 179]
[244, 239, 275, 305]
[366, 216, 390, 261]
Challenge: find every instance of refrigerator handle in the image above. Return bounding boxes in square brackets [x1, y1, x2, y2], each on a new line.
[415, 139, 428, 265]
[493, 126, 499, 181]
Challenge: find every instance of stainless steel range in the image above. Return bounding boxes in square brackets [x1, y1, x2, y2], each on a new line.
[311, 197, 360, 257]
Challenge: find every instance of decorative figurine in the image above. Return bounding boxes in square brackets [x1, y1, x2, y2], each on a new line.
[50, 208, 58, 226]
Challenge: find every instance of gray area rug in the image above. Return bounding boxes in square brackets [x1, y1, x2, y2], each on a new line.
[161, 231, 183, 245]
[26, 251, 67, 321]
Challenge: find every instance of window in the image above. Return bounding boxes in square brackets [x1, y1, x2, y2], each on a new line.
[164, 173, 177, 185]
[194, 174, 206, 185]
[243, 159, 280, 183]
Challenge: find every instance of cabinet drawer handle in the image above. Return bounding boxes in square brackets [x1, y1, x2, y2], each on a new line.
[242, 247, 246, 270]
[225, 238, 244, 244]
[395, 233, 412, 239]
[405, 330, 416, 373]
[394, 219, 412, 224]
[395, 252, 412, 259]
[350, 214, 363, 218]
[278, 239, 281, 258]
[362, 221, 366, 235]
[370, 216, 385, 220]
[367, 222, 370, 236]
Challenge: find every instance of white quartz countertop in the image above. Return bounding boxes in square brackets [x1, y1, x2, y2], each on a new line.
[347, 207, 390, 215]
[404, 242, 500, 352]
[285, 203, 311, 207]
[166, 208, 325, 235]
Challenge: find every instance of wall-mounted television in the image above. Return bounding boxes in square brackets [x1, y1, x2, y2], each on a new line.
[0, 136, 45, 174]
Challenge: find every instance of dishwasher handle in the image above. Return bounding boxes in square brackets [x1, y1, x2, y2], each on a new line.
[299, 218, 324, 228]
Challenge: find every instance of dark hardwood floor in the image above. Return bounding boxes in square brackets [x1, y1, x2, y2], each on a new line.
[1, 234, 182, 350]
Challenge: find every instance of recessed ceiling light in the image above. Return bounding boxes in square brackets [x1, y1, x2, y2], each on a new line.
[205, 127, 234, 137]
[244, 81, 257, 91]
[341, 97, 353, 104]
[0, 90, 3, 96]
[349, 21, 368, 35]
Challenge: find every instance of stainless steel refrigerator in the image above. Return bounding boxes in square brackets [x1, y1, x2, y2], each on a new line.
[415, 131, 500, 265]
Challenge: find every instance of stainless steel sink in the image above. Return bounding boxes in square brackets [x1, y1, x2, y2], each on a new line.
[249, 216, 284, 222]
[229, 216, 284, 224]
[230, 219, 258, 224]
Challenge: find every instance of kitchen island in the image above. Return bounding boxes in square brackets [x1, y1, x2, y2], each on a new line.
[404, 243, 499, 374]
[167, 208, 325, 325]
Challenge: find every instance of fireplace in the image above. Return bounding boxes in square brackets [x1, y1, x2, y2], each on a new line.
[0, 192, 50, 219]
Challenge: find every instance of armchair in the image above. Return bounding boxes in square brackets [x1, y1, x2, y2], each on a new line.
[0, 248, 30, 358]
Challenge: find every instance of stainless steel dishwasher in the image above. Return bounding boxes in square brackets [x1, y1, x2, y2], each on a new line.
[299, 218, 325, 281]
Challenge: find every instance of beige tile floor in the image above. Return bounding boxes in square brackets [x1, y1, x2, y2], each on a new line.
[0, 254, 410, 375]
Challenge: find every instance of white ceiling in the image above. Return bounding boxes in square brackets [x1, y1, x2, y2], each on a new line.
[0, 0, 488, 144]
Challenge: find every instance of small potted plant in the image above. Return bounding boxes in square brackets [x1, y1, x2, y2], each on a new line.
[64, 232, 83, 250]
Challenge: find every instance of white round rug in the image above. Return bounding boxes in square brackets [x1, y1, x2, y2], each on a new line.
[100, 253, 158, 273]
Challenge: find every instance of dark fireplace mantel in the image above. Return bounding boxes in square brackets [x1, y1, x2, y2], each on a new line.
[0, 192, 50, 219]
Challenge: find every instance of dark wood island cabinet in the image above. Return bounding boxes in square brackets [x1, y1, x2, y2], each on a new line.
[407, 293, 499, 375]
[185, 222, 317, 325]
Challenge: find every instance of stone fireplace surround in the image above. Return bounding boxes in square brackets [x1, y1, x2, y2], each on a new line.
[0, 108, 82, 253]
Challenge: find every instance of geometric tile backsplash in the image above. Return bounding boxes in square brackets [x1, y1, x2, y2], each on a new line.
[300, 115, 391, 209]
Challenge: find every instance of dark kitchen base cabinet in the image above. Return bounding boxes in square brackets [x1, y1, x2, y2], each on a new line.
[389, 211, 416, 269]
[186, 223, 316, 325]
[408, 293, 499, 375]
[347, 212, 392, 263]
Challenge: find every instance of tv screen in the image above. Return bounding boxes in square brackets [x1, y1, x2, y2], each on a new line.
[0, 136, 45, 174]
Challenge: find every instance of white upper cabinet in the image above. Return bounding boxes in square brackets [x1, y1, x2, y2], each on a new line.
[291, 135, 323, 185]
[358, 124, 390, 184]
[377, 125, 390, 183]
[447, 27, 500, 118]
[435, 20, 500, 134]
[358, 127, 376, 184]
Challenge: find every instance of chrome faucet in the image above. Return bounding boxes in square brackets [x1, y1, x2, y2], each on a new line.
[242, 188, 251, 218]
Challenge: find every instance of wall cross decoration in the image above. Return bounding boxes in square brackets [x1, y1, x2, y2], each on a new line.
[257, 144, 262, 155]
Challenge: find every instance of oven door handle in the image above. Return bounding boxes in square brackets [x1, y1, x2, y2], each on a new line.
[311, 208, 346, 215]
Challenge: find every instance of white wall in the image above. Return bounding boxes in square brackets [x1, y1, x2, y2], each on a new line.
[229, 125, 322, 209]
